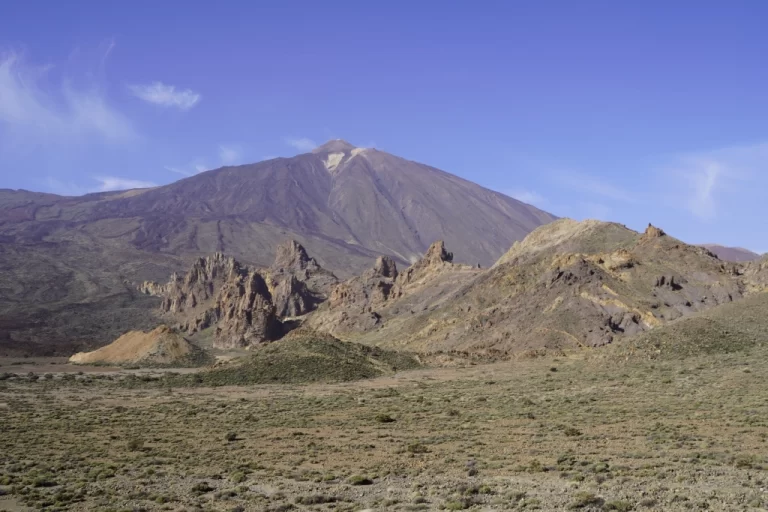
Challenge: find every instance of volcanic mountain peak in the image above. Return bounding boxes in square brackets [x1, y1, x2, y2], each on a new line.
[312, 139, 356, 154]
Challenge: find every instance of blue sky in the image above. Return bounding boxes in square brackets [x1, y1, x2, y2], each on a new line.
[1, 2, 767, 252]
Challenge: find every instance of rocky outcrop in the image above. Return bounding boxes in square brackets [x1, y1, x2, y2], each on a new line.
[308, 241, 481, 336]
[329, 256, 401, 310]
[272, 240, 320, 274]
[137, 242, 337, 348]
[642, 223, 666, 239]
[372, 255, 398, 279]
[137, 253, 278, 348]
[743, 255, 768, 292]
[396, 241, 454, 287]
[272, 276, 314, 318]
[139, 253, 241, 317]
[268, 240, 338, 317]
[214, 271, 279, 348]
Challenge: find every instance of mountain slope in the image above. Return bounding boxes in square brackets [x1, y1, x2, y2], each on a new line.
[311, 220, 754, 357]
[0, 140, 555, 355]
[612, 291, 768, 360]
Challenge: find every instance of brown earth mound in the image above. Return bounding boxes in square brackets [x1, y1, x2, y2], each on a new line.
[69, 325, 202, 366]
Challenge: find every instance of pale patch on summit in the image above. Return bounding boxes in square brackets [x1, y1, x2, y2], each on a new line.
[324, 152, 346, 172]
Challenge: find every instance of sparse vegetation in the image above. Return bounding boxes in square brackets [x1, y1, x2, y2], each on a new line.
[3, 331, 768, 510]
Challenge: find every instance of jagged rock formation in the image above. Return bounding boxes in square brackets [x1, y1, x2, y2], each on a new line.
[396, 241, 454, 286]
[139, 253, 241, 318]
[372, 255, 398, 279]
[214, 271, 279, 348]
[267, 240, 338, 317]
[308, 241, 481, 336]
[69, 325, 202, 366]
[139, 241, 335, 348]
[642, 223, 666, 239]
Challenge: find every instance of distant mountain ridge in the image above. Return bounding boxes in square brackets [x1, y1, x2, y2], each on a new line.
[0, 140, 556, 355]
[699, 244, 761, 262]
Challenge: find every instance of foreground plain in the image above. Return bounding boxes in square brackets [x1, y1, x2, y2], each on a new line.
[2, 342, 768, 511]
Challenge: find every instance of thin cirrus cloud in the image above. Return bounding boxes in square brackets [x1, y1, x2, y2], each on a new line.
[662, 141, 768, 221]
[505, 189, 547, 208]
[556, 170, 635, 203]
[92, 176, 157, 191]
[283, 137, 317, 152]
[0, 51, 135, 150]
[165, 144, 244, 177]
[218, 144, 242, 165]
[44, 175, 157, 196]
[128, 81, 201, 110]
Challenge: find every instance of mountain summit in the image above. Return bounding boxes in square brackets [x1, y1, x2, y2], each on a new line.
[312, 139, 357, 153]
[0, 141, 555, 355]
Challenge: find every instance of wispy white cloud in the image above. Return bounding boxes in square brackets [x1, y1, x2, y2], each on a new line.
[164, 161, 208, 177]
[218, 144, 242, 165]
[43, 175, 156, 196]
[92, 176, 157, 191]
[165, 143, 244, 177]
[43, 177, 89, 196]
[663, 142, 768, 220]
[128, 81, 201, 110]
[557, 171, 635, 203]
[164, 165, 193, 177]
[504, 189, 547, 207]
[0, 51, 135, 150]
[684, 159, 721, 220]
[284, 137, 317, 152]
[580, 201, 612, 221]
